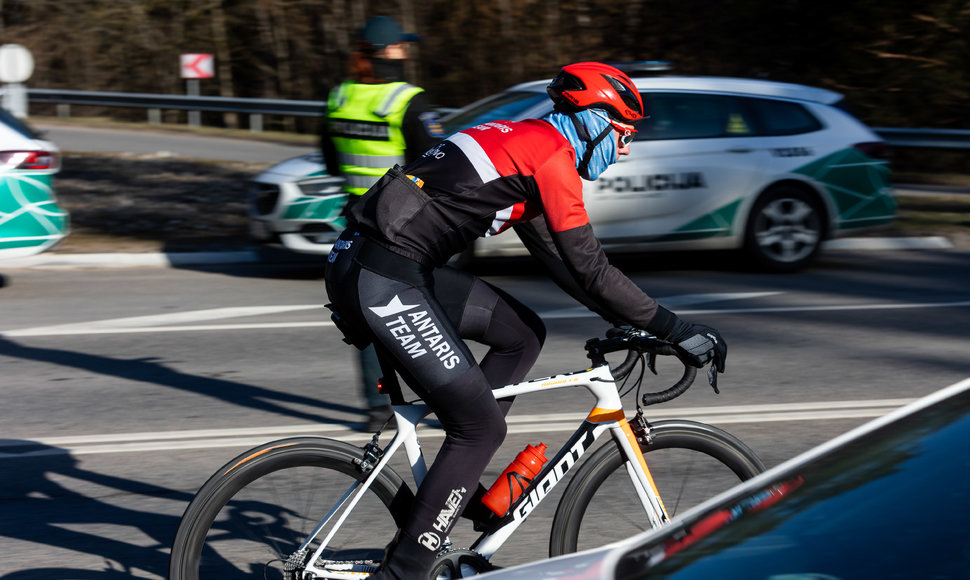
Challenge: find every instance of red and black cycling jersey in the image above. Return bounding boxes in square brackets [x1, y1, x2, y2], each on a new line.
[348, 118, 664, 330]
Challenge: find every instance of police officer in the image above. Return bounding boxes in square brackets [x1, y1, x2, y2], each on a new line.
[321, 15, 445, 431]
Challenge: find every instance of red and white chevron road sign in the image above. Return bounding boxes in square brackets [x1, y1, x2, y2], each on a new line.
[180, 54, 214, 79]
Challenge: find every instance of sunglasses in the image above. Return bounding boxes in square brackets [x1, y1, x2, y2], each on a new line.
[592, 110, 637, 146]
[616, 127, 636, 146]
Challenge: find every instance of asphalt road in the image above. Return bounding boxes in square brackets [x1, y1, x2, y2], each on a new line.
[2, 246, 969, 577]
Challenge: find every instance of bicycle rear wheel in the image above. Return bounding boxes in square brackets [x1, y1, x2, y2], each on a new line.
[550, 420, 765, 556]
[169, 437, 413, 580]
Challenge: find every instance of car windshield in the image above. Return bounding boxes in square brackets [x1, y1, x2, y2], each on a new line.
[440, 91, 548, 135]
[617, 388, 970, 580]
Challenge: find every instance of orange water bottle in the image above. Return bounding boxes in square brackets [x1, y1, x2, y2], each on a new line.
[481, 443, 548, 516]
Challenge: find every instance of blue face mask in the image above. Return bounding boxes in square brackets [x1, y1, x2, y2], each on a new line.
[545, 109, 617, 180]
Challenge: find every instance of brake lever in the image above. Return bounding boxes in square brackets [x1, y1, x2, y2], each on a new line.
[707, 365, 720, 394]
[647, 352, 658, 375]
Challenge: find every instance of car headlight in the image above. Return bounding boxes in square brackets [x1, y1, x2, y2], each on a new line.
[296, 175, 346, 196]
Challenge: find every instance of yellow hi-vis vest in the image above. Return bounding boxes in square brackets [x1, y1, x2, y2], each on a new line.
[326, 81, 425, 196]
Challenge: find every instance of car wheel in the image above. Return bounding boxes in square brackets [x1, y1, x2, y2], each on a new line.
[744, 186, 825, 272]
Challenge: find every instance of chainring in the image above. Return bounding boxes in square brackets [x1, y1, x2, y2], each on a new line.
[428, 549, 495, 579]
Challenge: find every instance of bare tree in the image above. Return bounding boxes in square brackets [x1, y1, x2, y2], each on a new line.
[4, 0, 966, 130]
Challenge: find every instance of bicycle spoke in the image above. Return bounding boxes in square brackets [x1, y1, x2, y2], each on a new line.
[550, 421, 764, 557]
[174, 446, 406, 580]
[575, 447, 746, 552]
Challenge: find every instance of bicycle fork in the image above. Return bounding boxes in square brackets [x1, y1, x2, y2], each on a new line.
[615, 413, 671, 528]
[580, 408, 671, 529]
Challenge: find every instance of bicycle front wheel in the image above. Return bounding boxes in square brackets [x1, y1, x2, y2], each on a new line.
[549, 420, 765, 556]
[169, 437, 413, 580]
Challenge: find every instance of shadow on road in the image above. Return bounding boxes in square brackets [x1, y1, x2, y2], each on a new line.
[0, 338, 362, 425]
[0, 441, 188, 579]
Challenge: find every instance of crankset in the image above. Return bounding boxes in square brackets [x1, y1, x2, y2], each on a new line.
[428, 548, 495, 579]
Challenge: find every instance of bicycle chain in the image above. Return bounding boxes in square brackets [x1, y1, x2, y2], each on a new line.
[315, 558, 380, 574]
[281, 547, 308, 579]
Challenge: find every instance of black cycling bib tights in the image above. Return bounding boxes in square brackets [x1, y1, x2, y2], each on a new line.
[326, 230, 544, 552]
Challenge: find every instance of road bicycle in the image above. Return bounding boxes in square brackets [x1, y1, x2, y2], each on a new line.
[170, 328, 765, 579]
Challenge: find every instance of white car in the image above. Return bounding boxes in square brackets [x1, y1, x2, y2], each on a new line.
[247, 153, 346, 255]
[0, 108, 68, 259]
[248, 68, 895, 271]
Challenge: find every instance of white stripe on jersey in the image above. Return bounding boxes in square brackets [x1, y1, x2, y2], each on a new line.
[487, 205, 514, 237]
[447, 132, 500, 184]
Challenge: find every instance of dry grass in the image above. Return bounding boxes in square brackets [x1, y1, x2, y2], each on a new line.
[53, 153, 270, 253]
[892, 193, 970, 248]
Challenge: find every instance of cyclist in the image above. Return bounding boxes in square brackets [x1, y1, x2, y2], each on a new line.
[325, 61, 727, 579]
[321, 15, 446, 431]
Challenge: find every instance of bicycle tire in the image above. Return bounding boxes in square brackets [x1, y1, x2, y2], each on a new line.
[549, 420, 765, 556]
[169, 436, 414, 580]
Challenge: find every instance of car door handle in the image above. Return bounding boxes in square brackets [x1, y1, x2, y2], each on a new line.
[726, 147, 754, 153]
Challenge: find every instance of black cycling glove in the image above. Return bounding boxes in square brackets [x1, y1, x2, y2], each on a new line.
[649, 306, 727, 372]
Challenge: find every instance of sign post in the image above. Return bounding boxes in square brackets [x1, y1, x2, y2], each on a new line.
[180, 53, 214, 127]
[0, 44, 35, 118]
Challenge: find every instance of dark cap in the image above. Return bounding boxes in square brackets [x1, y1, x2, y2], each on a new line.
[359, 16, 420, 49]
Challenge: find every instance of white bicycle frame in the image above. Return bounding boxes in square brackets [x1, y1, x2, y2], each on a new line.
[301, 362, 670, 579]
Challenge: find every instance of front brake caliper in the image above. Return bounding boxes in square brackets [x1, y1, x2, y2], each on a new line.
[354, 435, 384, 474]
[630, 412, 653, 445]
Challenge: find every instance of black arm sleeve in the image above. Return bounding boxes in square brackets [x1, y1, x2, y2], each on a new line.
[400, 92, 444, 163]
[518, 216, 678, 336]
[552, 223, 664, 330]
[514, 217, 624, 325]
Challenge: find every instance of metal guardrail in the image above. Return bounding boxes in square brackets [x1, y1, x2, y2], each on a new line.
[25, 88, 970, 148]
[27, 88, 325, 132]
[27, 88, 326, 116]
[871, 127, 970, 150]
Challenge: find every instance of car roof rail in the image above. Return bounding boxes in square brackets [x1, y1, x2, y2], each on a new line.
[608, 60, 674, 76]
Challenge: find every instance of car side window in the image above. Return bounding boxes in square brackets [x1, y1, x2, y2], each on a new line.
[746, 97, 822, 136]
[440, 92, 548, 134]
[637, 93, 754, 141]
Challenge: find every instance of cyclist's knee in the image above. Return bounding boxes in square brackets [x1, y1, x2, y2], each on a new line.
[483, 398, 509, 447]
[430, 379, 507, 450]
[459, 388, 508, 448]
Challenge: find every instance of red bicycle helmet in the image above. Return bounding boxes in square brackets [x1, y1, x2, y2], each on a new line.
[547, 62, 644, 124]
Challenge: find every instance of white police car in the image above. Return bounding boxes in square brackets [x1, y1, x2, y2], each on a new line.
[248, 68, 894, 271]
[0, 108, 68, 259]
[247, 152, 347, 255]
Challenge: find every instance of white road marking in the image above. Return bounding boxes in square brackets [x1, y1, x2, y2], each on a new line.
[2, 305, 326, 337]
[2, 321, 334, 336]
[542, 292, 782, 319]
[676, 300, 970, 316]
[3, 297, 969, 337]
[0, 399, 915, 458]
